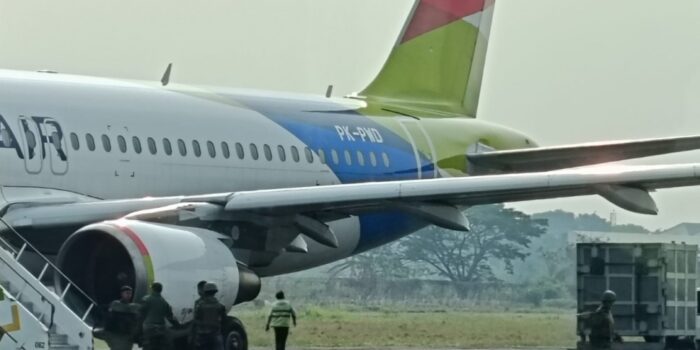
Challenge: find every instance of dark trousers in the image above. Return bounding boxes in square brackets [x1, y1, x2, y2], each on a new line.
[142, 325, 170, 350]
[194, 332, 224, 350]
[273, 327, 289, 350]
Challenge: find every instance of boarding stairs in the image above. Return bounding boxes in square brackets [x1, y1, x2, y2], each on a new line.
[0, 217, 96, 350]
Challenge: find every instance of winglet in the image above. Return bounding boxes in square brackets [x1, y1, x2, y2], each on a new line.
[161, 63, 173, 86]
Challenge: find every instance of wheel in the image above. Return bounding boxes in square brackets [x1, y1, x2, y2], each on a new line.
[675, 336, 697, 350]
[223, 316, 248, 350]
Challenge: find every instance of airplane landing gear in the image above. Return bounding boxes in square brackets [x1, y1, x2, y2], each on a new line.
[223, 316, 248, 350]
[172, 316, 248, 350]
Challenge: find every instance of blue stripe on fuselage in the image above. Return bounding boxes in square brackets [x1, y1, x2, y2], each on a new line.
[235, 96, 435, 252]
[238, 96, 434, 183]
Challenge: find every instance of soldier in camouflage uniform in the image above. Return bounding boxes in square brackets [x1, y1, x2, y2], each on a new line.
[266, 291, 297, 350]
[194, 280, 207, 309]
[105, 285, 138, 350]
[192, 282, 226, 350]
[140, 282, 181, 350]
[578, 290, 617, 349]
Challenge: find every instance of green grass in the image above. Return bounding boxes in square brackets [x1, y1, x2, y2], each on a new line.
[239, 308, 576, 348]
[94, 308, 576, 349]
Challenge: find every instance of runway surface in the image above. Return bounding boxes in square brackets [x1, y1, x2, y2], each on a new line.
[250, 347, 570, 350]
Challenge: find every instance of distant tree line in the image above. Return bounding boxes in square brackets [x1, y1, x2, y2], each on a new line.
[322, 205, 652, 305]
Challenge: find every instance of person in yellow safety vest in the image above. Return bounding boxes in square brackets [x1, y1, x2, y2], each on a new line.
[265, 291, 296, 350]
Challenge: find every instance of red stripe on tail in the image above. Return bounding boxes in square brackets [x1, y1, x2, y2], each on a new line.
[402, 0, 485, 43]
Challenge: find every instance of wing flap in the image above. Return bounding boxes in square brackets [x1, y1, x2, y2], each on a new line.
[468, 135, 700, 175]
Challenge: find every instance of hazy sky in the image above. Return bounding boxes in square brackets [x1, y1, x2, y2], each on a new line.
[1, 1, 700, 230]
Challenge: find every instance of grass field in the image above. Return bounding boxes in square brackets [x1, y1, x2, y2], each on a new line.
[239, 308, 576, 348]
[95, 308, 576, 349]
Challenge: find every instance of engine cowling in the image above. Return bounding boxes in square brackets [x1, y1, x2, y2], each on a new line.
[55, 219, 260, 321]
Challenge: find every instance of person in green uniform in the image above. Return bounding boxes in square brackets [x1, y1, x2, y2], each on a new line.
[188, 280, 208, 347]
[194, 280, 207, 309]
[578, 290, 617, 349]
[140, 282, 181, 350]
[105, 286, 138, 350]
[192, 282, 226, 350]
[265, 291, 296, 350]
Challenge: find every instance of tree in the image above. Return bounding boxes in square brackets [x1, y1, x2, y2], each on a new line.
[400, 204, 547, 285]
[328, 242, 409, 280]
[326, 243, 409, 299]
[575, 213, 611, 231]
[610, 223, 649, 233]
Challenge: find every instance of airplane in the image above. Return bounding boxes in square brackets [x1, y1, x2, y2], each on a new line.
[2, 0, 700, 348]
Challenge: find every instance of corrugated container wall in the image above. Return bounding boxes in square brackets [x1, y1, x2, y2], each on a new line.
[577, 243, 697, 337]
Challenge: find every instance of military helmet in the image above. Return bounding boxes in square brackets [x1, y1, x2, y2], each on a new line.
[601, 290, 616, 302]
[203, 282, 218, 293]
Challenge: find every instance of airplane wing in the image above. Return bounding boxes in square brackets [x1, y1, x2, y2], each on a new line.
[467, 135, 700, 175]
[4, 163, 700, 251]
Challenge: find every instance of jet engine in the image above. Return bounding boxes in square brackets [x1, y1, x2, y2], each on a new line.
[55, 220, 261, 321]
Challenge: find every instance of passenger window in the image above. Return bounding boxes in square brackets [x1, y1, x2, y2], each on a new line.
[133, 136, 142, 154]
[86, 134, 96, 151]
[148, 137, 157, 155]
[192, 140, 201, 157]
[163, 138, 173, 156]
[263, 144, 272, 161]
[117, 135, 127, 153]
[178, 139, 187, 156]
[101, 134, 112, 152]
[331, 149, 339, 165]
[236, 143, 245, 159]
[369, 151, 377, 167]
[278, 145, 286, 161]
[357, 151, 365, 166]
[221, 142, 230, 159]
[70, 132, 80, 150]
[207, 141, 216, 158]
[291, 146, 300, 162]
[382, 152, 390, 167]
[318, 149, 326, 164]
[250, 143, 259, 160]
[344, 150, 352, 165]
[304, 147, 313, 163]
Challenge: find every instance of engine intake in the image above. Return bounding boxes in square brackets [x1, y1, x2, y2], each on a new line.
[56, 220, 261, 321]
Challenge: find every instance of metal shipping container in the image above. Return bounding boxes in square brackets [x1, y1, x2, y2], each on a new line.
[577, 243, 697, 340]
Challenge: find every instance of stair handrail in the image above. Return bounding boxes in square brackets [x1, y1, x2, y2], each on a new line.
[2, 330, 28, 350]
[0, 245, 56, 328]
[0, 217, 98, 323]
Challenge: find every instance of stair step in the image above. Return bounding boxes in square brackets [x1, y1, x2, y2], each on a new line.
[49, 332, 69, 344]
[49, 346, 78, 350]
[0, 234, 94, 350]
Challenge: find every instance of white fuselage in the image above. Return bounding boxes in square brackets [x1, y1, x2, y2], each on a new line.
[0, 71, 392, 274]
[0, 70, 531, 276]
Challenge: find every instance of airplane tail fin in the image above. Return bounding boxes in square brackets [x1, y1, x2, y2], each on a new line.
[359, 0, 495, 118]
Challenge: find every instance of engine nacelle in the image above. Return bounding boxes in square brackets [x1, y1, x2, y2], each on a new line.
[55, 220, 260, 322]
